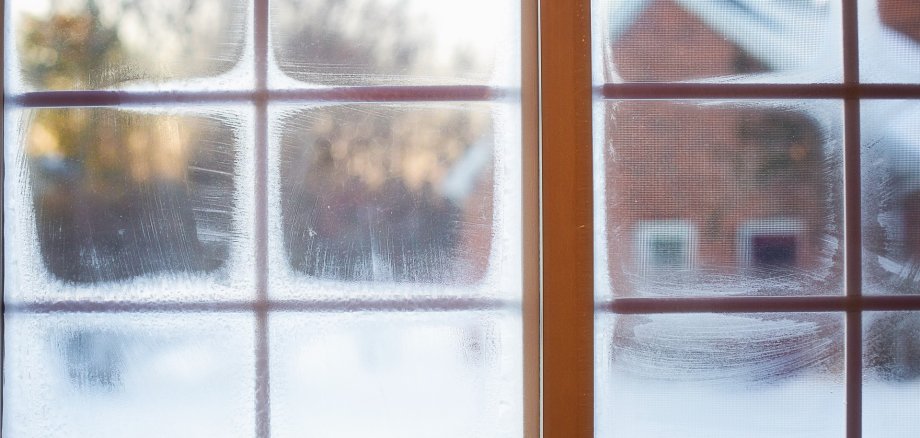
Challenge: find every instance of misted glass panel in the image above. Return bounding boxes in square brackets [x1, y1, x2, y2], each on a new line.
[598, 100, 843, 297]
[595, 312, 845, 438]
[599, 0, 841, 83]
[859, 0, 920, 83]
[6, 108, 251, 302]
[270, 0, 518, 86]
[3, 312, 256, 438]
[863, 312, 920, 437]
[863, 101, 920, 295]
[277, 104, 494, 284]
[270, 311, 522, 438]
[9, 0, 248, 91]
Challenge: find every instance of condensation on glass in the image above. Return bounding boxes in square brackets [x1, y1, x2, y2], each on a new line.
[595, 312, 845, 437]
[269, 312, 522, 438]
[5, 107, 255, 302]
[8, 0, 249, 91]
[598, 100, 843, 297]
[862, 101, 920, 295]
[859, 0, 920, 83]
[270, 0, 519, 87]
[863, 312, 920, 438]
[597, 0, 841, 83]
[3, 313, 257, 438]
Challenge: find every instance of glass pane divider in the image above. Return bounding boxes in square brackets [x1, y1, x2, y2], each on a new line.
[8, 86, 509, 108]
[3, 298, 520, 314]
[600, 83, 920, 100]
[843, 0, 863, 435]
[253, 0, 271, 435]
[598, 296, 920, 314]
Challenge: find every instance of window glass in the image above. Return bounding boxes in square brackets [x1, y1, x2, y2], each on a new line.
[862, 100, 920, 295]
[596, 312, 845, 437]
[6, 107, 255, 302]
[863, 312, 920, 437]
[9, 0, 249, 91]
[859, 0, 920, 83]
[4, 0, 525, 436]
[600, 0, 841, 83]
[270, 0, 518, 87]
[598, 100, 843, 297]
[4, 313, 256, 438]
[269, 312, 521, 437]
[276, 104, 494, 285]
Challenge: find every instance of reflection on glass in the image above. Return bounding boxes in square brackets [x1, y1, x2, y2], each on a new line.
[859, 0, 920, 83]
[600, 101, 843, 297]
[3, 313, 256, 438]
[271, 0, 514, 86]
[12, 0, 247, 90]
[596, 313, 845, 437]
[279, 105, 493, 284]
[863, 312, 920, 437]
[24, 109, 239, 284]
[270, 312, 521, 437]
[601, 0, 839, 83]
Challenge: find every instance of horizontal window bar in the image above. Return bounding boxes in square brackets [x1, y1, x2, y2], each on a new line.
[7, 86, 507, 108]
[598, 295, 920, 314]
[4, 297, 517, 314]
[601, 83, 920, 100]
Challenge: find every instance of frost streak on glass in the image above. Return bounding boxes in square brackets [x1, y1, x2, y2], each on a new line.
[863, 312, 920, 437]
[595, 313, 845, 437]
[3, 313, 256, 438]
[601, 100, 843, 297]
[270, 0, 518, 87]
[862, 101, 920, 295]
[601, 0, 840, 83]
[5, 108, 256, 302]
[269, 312, 522, 438]
[10, 0, 249, 91]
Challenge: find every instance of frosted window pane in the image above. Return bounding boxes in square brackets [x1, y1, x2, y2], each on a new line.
[863, 101, 920, 295]
[596, 312, 845, 438]
[270, 0, 518, 86]
[6, 108, 254, 302]
[269, 311, 522, 438]
[864, 312, 920, 437]
[598, 100, 843, 297]
[599, 0, 840, 83]
[859, 0, 920, 83]
[9, 0, 248, 92]
[3, 312, 256, 438]
[276, 105, 494, 285]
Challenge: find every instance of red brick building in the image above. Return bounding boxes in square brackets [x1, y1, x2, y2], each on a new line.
[603, 0, 841, 296]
